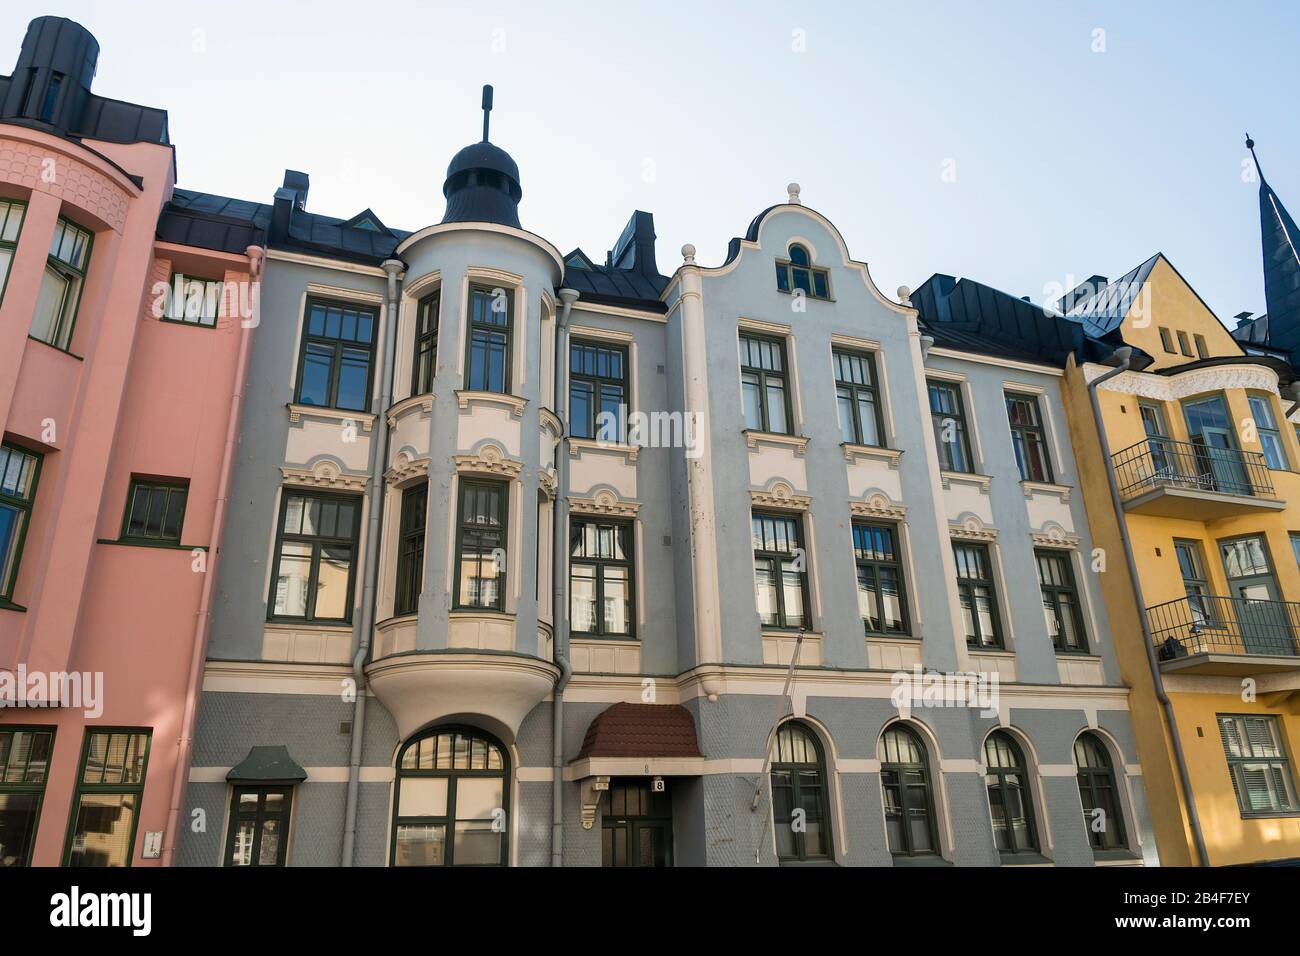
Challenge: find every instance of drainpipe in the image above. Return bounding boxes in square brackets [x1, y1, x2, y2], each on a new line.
[551, 287, 579, 866]
[160, 244, 264, 866]
[341, 258, 405, 866]
[1087, 347, 1210, 867]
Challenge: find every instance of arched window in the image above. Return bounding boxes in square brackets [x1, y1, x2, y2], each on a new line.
[775, 244, 830, 299]
[769, 721, 830, 862]
[1074, 732, 1126, 851]
[879, 724, 938, 856]
[984, 731, 1038, 856]
[391, 726, 508, 867]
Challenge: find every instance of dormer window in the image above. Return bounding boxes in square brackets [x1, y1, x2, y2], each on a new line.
[775, 244, 830, 300]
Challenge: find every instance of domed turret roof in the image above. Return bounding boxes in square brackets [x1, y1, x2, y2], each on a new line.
[440, 86, 523, 228]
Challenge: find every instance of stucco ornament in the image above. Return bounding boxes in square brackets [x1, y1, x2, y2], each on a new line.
[1031, 522, 1080, 550]
[453, 442, 523, 478]
[849, 490, 906, 520]
[750, 479, 812, 511]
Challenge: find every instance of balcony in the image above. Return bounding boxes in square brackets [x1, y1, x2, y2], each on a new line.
[1112, 437, 1284, 519]
[1147, 595, 1300, 676]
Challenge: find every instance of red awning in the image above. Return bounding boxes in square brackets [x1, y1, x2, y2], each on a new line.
[576, 703, 703, 760]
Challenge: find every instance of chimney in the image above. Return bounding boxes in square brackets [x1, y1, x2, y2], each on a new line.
[1234, 311, 1255, 329]
[270, 170, 310, 244]
[610, 211, 661, 279]
[1, 17, 99, 134]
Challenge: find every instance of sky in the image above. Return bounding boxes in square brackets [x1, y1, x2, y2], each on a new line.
[5, 1, 1299, 324]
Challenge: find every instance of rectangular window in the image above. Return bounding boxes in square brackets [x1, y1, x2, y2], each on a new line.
[928, 380, 973, 473]
[64, 730, 151, 867]
[268, 491, 359, 623]
[1217, 715, 1299, 816]
[1174, 540, 1213, 625]
[1176, 330, 1193, 357]
[570, 518, 634, 637]
[31, 216, 91, 350]
[454, 479, 507, 611]
[0, 727, 54, 867]
[739, 333, 791, 435]
[752, 512, 807, 629]
[465, 286, 512, 394]
[224, 786, 293, 866]
[1006, 392, 1054, 483]
[163, 273, 223, 327]
[120, 478, 188, 544]
[411, 291, 439, 395]
[1159, 327, 1176, 353]
[854, 522, 908, 635]
[295, 298, 377, 411]
[953, 541, 1001, 647]
[0, 443, 41, 603]
[570, 339, 628, 442]
[1248, 395, 1288, 470]
[833, 349, 883, 446]
[1036, 549, 1088, 653]
[1194, 334, 1209, 359]
[394, 482, 428, 617]
[0, 199, 27, 308]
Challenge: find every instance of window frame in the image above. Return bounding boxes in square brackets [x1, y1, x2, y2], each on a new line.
[927, 379, 974, 473]
[292, 296, 379, 412]
[774, 244, 831, 300]
[983, 731, 1039, 857]
[569, 338, 629, 442]
[118, 477, 189, 546]
[853, 520, 909, 636]
[739, 331, 793, 436]
[1074, 732, 1127, 852]
[879, 724, 940, 858]
[1216, 714, 1300, 818]
[411, 290, 440, 396]
[0, 442, 42, 605]
[569, 516, 635, 638]
[751, 510, 809, 631]
[832, 347, 885, 447]
[453, 478, 509, 612]
[0, 198, 28, 309]
[266, 490, 362, 624]
[222, 785, 294, 867]
[768, 721, 832, 864]
[0, 725, 56, 868]
[1036, 548, 1089, 654]
[463, 285, 514, 395]
[1247, 393, 1289, 470]
[31, 216, 92, 351]
[62, 728, 152, 867]
[1006, 391, 1055, 483]
[394, 481, 428, 617]
[1158, 327, 1176, 354]
[162, 272, 224, 328]
[953, 540, 1003, 648]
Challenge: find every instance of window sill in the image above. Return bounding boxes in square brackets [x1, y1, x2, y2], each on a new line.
[98, 538, 208, 552]
[570, 633, 638, 642]
[287, 403, 376, 431]
[0, 597, 27, 613]
[1092, 848, 1143, 864]
[266, 616, 353, 628]
[777, 857, 840, 867]
[1020, 479, 1071, 501]
[941, 470, 992, 493]
[841, 443, 902, 467]
[865, 631, 917, 641]
[891, 854, 951, 867]
[1238, 809, 1300, 820]
[999, 852, 1052, 866]
[449, 608, 515, 620]
[743, 430, 809, 454]
[775, 289, 835, 304]
[968, 645, 1013, 655]
[27, 335, 84, 360]
[1054, 648, 1098, 658]
[568, 437, 639, 463]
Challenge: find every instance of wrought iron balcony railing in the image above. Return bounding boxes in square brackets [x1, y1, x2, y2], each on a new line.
[1147, 594, 1300, 661]
[1112, 436, 1276, 503]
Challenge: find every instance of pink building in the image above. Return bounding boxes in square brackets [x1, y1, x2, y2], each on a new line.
[0, 17, 257, 866]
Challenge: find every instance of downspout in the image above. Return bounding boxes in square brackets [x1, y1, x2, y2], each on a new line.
[161, 244, 264, 866]
[551, 287, 579, 866]
[341, 257, 405, 866]
[1087, 347, 1210, 867]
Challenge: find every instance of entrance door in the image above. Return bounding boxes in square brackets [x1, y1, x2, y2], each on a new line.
[601, 779, 673, 867]
[1220, 536, 1295, 655]
[1184, 397, 1250, 494]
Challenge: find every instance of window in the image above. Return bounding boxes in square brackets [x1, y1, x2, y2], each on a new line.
[1217, 715, 1299, 816]
[0, 199, 27, 307]
[394, 482, 427, 617]
[1174, 540, 1213, 625]
[465, 285, 512, 394]
[833, 349, 883, 446]
[0, 727, 54, 867]
[411, 291, 439, 395]
[65, 730, 151, 867]
[1248, 395, 1288, 470]
[1074, 732, 1125, 851]
[223, 786, 293, 867]
[879, 725, 937, 857]
[31, 216, 91, 350]
[751, 512, 807, 629]
[928, 380, 973, 473]
[954, 541, 1002, 647]
[120, 478, 187, 544]
[295, 298, 377, 411]
[1174, 330, 1192, 357]
[775, 244, 830, 299]
[984, 732, 1038, 857]
[0, 443, 41, 603]
[570, 518, 633, 637]
[1006, 392, 1054, 483]
[268, 492, 359, 623]
[163, 273, 223, 327]
[392, 727, 508, 867]
[1036, 549, 1088, 653]
[40, 73, 62, 122]
[854, 522, 907, 635]
[1158, 327, 1176, 353]
[454, 479, 507, 611]
[570, 339, 628, 442]
[769, 722, 829, 862]
[739, 333, 791, 434]
[1194, 333, 1209, 359]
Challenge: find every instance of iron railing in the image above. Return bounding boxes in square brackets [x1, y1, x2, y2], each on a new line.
[1112, 436, 1275, 503]
[1147, 594, 1300, 660]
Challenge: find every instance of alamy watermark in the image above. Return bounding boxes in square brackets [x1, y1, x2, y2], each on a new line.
[890, 666, 1000, 718]
[0, 665, 103, 718]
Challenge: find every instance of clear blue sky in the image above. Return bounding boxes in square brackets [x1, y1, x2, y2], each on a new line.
[5, 1, 1298, 323]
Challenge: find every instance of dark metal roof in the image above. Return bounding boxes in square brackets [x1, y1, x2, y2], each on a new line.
[1251, 140, 1300, 363]
[575, 703, 703, 760]
[440, 87, 523, 228]
[562, 210, 668, 311]
[1064, 253, 1160, 337]
[226, 745, 307, 783]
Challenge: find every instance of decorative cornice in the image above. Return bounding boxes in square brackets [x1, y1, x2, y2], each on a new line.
[538, 467, 557, 498]
[287, 403, 377, 432]
[1086, 363, 1280, 402]
[750, 480, 812, 511]
[569, 437, 639, 463]
[569, 488, 641, 517]
[941, 470, 992, 494]
[1031, 523, 1080, 550]
[454, 443, 524, 478]
[386, 393, 434, 427]
[1022, 480, 1071, 502]
[950, 515, 998, 541]
[540, 407, 563, 438]
[849, 491, 906, 520]
[281, 461, 368, 492]
[744, 430, 809, 455]
[456, 390, 527, 418]
[842, 443, 903, 468]
[386, 452, 431, 485]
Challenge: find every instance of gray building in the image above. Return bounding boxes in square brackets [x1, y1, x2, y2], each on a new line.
[180, 97, 1155, 867]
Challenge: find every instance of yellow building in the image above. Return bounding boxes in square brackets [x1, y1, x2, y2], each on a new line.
[1061, 240, 1300, 865]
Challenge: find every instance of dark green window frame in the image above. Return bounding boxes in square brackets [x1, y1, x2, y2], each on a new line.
[267, 490, 361, 624]
[752, 511, 809, 630]
[63, 728, 151, 867]
[453, 478, 508, 611]
[569, 339, 628, 442]
[464, 285, 513, 394]
[411, 290, 440, 396]
[833, 348, 884, 447]
[293, 297, 378, 412]
[601, 778, 673, 868]
[953, 540, 1002, 648]
[162, 272, 224, 328]
[1006, 392, 1054, 483]
[0, 726, 55, 867]
[879, 724, 939, 857]
[854, 521, 908, 636]
[223, 785, 294, 867]
[119, 477, 188, 545]
[774, 243, 830, 299]
[739, 332, 792, 435]
[984, 731, 1038, 857]
[394, 482, 428, 617]
[31, 216, 92, 351]
[928, 379, 974, 473]
[391, 725, 509, 867]
[1074, 732, 1126, 851]
[1174, 539, 1215, 625]
[769, 721, 831, 863]
[0, 198, 28, 308]
[1036, 548, 1089, 653]
[1217, 714, 1299, 817]
[570, 517, 634, 638]
[0, 442, 42, 605]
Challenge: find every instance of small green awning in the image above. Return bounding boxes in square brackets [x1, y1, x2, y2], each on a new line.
[226, 745, 307, 783]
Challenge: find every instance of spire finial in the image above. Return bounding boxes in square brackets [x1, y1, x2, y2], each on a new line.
[482, 85, 494, 142]
[1246, 132, 1265, 184]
